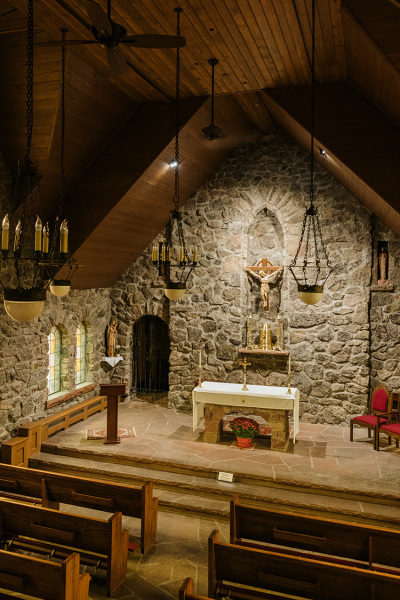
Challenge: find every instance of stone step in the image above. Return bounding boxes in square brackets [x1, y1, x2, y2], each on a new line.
[29, 450, 400, 528]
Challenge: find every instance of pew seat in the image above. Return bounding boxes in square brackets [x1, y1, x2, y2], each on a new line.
[209, 529, 400, 600]
[0, 550, 89, 600]
[0, 497, 128, 597]
[230, 496, 400, 573]
[0, 463, 158, 553]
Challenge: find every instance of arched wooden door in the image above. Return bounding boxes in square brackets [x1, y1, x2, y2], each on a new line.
[132, 316, 170, 395]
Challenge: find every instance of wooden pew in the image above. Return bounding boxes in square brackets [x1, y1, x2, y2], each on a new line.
[230, 496, 400, 572]
[209, 529, 400, 600]
[0, 497, 128, 597]
[0, 463, 158, 554]
[0, 550, 90, 600]
[179, 577, 210, 600]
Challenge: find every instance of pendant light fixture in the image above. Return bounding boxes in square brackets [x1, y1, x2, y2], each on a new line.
[152, 8, 198, 300]
[289, 0, 332, 305]
[202, 58, 222, 141]
[0, 9, 78, 322]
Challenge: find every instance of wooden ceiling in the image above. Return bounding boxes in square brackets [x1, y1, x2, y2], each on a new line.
[1, 1, 400, 287]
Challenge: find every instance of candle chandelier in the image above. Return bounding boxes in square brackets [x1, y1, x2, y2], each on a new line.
[0, 5, 78, 322]
[152, 8, 197, 301]
[289, 0, 332, 306]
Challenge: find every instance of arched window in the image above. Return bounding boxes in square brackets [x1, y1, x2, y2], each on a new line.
[75, 323, 87, 384]
[47, 326, 61, 394]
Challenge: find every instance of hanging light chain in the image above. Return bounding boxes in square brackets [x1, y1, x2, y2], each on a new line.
[59, 28, 67, 219]
[173, 7, 182, 209]
[25, 0, 34, 165]
[309, 0, 315, 208]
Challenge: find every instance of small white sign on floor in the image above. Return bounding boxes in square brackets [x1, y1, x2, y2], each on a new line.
[217, 471, 234, 483]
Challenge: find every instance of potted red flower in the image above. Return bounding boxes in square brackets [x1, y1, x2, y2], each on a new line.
[230, 417, 259, 448]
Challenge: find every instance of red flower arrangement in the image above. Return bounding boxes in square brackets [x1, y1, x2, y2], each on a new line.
[230, 417, 259, 440]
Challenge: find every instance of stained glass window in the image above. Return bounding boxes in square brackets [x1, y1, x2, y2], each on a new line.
[47, 326, 61, 394]
[75, 323, 87, 384]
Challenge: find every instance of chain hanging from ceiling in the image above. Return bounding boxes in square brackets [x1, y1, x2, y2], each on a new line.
[289, 0, 333, 306]
[152, 7, 198, 301]
[0, 3, 78, 322]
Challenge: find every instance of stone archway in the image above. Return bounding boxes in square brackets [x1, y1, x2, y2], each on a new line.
[132, 316, 170, 400]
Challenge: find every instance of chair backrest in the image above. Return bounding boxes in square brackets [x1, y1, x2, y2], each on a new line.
[371, 386, 391, 413]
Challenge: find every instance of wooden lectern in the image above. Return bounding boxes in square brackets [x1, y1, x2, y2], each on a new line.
[99, 383, 127, 444]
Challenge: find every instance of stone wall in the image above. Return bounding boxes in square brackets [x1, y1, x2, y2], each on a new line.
[111, 128, 393, 425]
[0, 289, 111, 441]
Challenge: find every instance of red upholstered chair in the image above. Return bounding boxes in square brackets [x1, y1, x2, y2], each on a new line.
[350, 386, 393, 450]
[377, 404, 400, 451]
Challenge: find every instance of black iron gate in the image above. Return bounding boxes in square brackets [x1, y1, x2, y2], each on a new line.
[132, 316, 170, 394]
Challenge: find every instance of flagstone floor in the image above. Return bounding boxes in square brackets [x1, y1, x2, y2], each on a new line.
[43, 399, 400, 497]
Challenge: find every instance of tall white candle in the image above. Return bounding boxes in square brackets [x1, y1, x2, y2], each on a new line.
[288, 353, 291, 373]
[199, 350, 201, 367]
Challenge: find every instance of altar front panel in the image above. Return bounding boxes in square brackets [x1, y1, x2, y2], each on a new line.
[192, 381, 300, 444]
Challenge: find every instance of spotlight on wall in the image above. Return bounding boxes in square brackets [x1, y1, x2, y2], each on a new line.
[319, 147, 327, 157]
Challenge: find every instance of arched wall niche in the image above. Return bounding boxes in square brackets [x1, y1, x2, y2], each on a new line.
[246, 205, 285, 320]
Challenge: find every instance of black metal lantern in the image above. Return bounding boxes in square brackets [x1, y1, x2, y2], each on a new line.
[289, 0, 332, 305]
[152, 8, 197, 300]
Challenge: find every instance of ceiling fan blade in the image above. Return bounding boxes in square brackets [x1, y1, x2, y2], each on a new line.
[121, 35, 186, 49]
[37, 39, 98, 46]
[84, 0, 112, 36]
[106, 47, 127, 75]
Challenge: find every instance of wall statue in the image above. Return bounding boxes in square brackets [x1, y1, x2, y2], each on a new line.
[106, 320, 118, 357]
[378, 244, 389, 283]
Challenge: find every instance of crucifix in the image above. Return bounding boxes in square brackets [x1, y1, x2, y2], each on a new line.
[239, 357, 251, 391]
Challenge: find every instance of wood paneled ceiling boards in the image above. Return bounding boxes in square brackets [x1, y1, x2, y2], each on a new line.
[1, 1, 400, 287]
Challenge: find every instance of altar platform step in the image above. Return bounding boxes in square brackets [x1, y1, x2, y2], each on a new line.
[29, 448, 400, 529]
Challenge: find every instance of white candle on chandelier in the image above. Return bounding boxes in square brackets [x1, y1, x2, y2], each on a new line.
[60, 219, 68, 254]
[179, 245, 184, 262]
[152, 244, 157, 261]
[2, 214, 9, 250]
[35, 216, 42, 252]
[14, 220, 21, 251]
[161, 242, 166, 262]
[43, 223, 49, 254]
[193, 245, 198, 262]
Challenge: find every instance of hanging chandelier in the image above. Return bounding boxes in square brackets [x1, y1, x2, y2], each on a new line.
[289, 0, 332, 306]
[202, 58, 222, 141]
[152, 7, 197, 301]
[0, 6, 78, 322]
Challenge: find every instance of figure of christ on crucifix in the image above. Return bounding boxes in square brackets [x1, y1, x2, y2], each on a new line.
[246, 259, 284, 310]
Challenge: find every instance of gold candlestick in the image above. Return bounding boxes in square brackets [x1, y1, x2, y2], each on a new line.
[286, 352, 292, 395]
[198, 350, 202, 388]
[275, 313, 282, 351]
[247, 315, 254, 349]
[239, 357, 251, 391]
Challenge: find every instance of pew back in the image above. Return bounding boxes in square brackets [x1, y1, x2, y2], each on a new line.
[0, 498, 128, 597]
[0, 463, 158, 553]
[179, 577, 210, 600]
[0, 550, 90, 600]
[230, 497, 400, 570]
[209, 529, 400, 600]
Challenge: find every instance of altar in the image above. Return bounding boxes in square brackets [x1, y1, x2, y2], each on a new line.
[192, 381, 300, 451]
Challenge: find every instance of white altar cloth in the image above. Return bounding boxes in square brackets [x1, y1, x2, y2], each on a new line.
[192, 381, 300, 442]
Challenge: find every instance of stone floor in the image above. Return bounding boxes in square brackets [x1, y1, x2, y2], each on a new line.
[43, 399, 400, 497]
[15, 400, 400, 600]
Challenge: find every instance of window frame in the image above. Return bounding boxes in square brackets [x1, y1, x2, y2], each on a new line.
[75, 322, 87, 385]
[47, 326, 62, 395]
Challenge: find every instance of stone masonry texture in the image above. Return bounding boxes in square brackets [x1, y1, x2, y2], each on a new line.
[112, 128, 399, 425]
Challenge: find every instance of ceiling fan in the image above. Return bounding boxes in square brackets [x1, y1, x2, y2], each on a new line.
[39, 0, 186, 75]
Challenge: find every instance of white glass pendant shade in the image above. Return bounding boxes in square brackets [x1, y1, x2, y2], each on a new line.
[50, 279, 70, 297]
[164, 281, 186, 300]
[297, 284, 323, 305]
[3, 288, 46, 322]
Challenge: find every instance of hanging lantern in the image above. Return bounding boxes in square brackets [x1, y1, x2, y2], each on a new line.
[152, 8, 198, 300]
[289, 0, 332, 305]
[0, 14, 78, 322]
